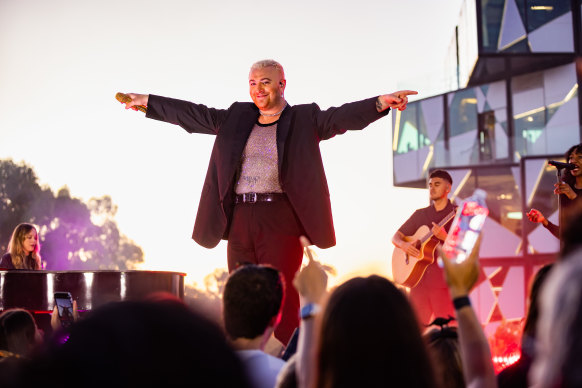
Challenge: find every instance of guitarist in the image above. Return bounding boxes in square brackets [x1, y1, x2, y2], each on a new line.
[391, 169, 457, 326]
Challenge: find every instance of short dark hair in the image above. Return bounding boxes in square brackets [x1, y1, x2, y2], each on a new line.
[430, 169, 453, 185]
[223, 264, 284, 339]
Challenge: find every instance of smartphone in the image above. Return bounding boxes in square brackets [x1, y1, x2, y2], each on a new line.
[54, 291, 74, 328]
[442, 189, 488, 263]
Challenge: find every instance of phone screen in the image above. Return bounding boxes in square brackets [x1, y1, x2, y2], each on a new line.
[54, 292, 74, 327]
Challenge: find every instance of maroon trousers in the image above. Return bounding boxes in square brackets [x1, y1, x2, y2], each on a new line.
[226, 198, 304, 345]
[408, 263, 455, 326]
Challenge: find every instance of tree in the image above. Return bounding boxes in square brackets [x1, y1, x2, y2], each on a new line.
[184, 268, 229, 325]
[0, 159, 143, 270]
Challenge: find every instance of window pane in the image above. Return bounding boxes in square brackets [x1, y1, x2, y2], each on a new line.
[526, 0, 570, 32]
[512, 63, 580, 160]
[480, 0, 505, 53]
[394, 105, 419, 155]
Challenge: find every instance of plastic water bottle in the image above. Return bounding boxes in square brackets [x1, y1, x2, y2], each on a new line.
[442, 189, 489, 263]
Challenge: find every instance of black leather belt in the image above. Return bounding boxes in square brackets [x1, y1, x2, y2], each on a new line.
[235, 192, 287, 204]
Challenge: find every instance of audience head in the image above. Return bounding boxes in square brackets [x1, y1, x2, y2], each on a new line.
[316, 275, 437, 388]
[223, 264, 284, 340]
[530, 248, 582, 387]
[15, 300, 252, 388]
[7, 223, 41, 270]
[0, 308, 42, 358]
[425, 324, 464, 388]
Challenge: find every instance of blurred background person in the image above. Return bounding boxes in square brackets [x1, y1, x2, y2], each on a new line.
[497, 264, 553, 388]
[0, 308, 44, 386]
[293, 244, 438, 388]
[424, 321, 464, 388]
[529, 247, 582, 387]
[8, 300, 252, 388]
[0, 308, 43, 359]
[0, 223, 42, 270]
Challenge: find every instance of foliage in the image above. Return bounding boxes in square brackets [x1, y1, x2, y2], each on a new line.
[0, 159, 143, 270]
[183, 268, 229, 326]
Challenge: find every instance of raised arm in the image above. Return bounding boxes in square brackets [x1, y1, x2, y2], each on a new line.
[118, 92, 230, 136]
[527, 208, 559, 239]
[440, 237, 497, 388]
[293, 236, 328, 388]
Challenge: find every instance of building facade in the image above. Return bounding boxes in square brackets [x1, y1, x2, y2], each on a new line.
[392, 0, 581, 338]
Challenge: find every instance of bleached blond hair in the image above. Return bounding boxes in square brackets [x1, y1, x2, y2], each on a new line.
[250, 59, 285, 79]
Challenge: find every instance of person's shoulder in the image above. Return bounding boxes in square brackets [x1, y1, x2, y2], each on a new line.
[237, 349, 284, 365]
[415, 204, 434, 214]
[230, 102, 257, 110]
[0, 253, 14, 269]
[287, 102, 320, 112]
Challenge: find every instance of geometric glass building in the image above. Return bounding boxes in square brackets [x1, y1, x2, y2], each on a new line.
[392, 0, 581, 338]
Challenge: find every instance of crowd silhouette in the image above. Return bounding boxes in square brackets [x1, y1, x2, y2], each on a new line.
[1, 215, 581, 388]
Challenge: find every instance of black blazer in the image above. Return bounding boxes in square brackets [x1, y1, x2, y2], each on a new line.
[146, 95, 389, 249]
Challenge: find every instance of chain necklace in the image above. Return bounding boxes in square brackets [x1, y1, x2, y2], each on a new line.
[260, 102, 287, 117]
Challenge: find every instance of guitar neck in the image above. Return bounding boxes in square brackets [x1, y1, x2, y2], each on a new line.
[418, 209, 457, 244]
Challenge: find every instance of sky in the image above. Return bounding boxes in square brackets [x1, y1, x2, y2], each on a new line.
[0, 0, 464, 288]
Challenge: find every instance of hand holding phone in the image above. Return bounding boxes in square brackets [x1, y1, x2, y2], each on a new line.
[53, 292, 76, 329]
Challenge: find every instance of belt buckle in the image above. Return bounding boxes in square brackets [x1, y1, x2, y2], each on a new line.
[246, 193, 257, 203]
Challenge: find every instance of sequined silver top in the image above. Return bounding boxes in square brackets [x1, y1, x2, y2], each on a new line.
[235, 122, 283, 194]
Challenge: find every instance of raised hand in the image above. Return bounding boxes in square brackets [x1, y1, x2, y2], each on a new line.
[293, 236, 328, 305]
[51, 300, 79, 330]
[439, 235, 482, 299]
[376, 90, 418, 112]
[554, 182, 578, 200]
[527, 208, 548, 225]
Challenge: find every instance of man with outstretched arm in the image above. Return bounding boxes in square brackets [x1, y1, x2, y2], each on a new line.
[120, 59, 416, 344]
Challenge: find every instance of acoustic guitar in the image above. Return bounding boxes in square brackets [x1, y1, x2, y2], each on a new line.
[392, 210, 456, 288]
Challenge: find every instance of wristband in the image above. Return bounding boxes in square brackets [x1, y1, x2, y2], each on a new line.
[300, 303, 321, 320]
[453, 296, 471, 310]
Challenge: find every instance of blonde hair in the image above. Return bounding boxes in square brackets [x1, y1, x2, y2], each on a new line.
[250, 59, 285, 79]
[7, 223, 41, 270]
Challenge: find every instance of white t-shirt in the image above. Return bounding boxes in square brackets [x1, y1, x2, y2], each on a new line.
[237, 349, 286, 388]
